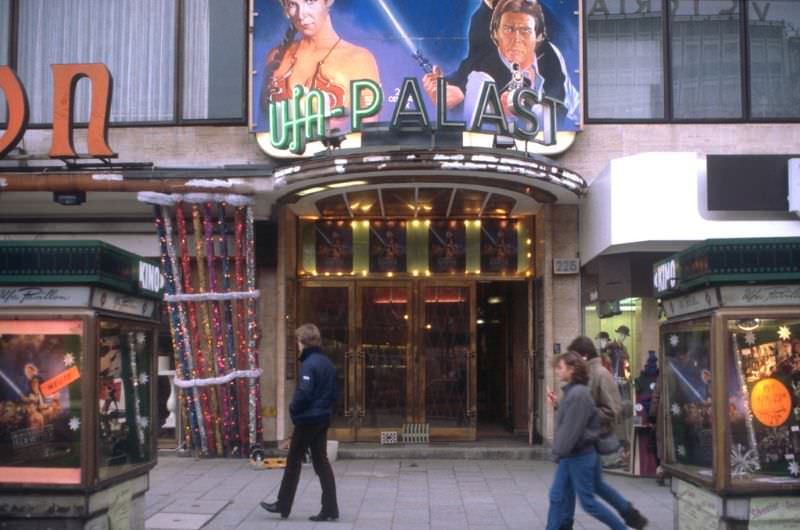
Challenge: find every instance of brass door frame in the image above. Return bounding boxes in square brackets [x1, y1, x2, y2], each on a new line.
[354, 280, 413, 441]
[297, 278, 477, 442]
[416, 279, 477, 441]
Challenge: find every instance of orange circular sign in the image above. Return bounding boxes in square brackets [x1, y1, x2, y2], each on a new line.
[750, 378, 791, 428]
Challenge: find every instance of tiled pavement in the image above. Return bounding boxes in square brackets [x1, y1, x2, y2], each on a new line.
[145, 457, 674, 530]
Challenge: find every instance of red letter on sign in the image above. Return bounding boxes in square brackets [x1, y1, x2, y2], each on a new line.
[0, 66, 29, 159]
[49, 63, 116, 159]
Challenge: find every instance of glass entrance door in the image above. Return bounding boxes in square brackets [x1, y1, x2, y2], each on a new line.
[419, 283, 476, 440]
[355, 282, 412, 439]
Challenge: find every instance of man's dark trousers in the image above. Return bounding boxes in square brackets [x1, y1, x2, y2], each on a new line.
[276, 420, 338, 517]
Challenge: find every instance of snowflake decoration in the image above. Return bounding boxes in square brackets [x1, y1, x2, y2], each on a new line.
[635, 403, 643, 413]
[730, 444, 760, 478]
[139, 372, 149, 385]
[68, 417, 81, 431]
[135, 332, 146, 345]
[63, 353, 75, 367]
[744, 332, 756, 346]
[677, 445, 686, 457]
[670, 334, 680, 347]
[140, 416, 150, 429]
[789, 461, 800, 478]
[778, 326, 792, 341]
[671, 403, 681, 416]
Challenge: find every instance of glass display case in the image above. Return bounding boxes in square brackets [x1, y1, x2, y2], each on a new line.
[0, 241, 162, 528]
[655, 238, 800, 528]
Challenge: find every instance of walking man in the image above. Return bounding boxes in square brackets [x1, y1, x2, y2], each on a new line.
[261, 323, 339, 522]
[558, 336, 648, 529]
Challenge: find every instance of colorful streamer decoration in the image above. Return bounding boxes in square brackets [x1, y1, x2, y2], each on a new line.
[139, 192, 262, 457]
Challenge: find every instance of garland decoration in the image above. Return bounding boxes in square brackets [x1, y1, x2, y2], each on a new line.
[140, 192, 261, 457]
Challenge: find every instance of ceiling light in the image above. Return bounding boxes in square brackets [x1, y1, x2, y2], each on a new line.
[297, 187, 326, 196]
[328, 180, 367, 189]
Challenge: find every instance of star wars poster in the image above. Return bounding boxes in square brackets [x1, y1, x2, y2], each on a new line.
[252, 0, 581, 135]
[369, 220, 406, 273]
[315, 220, 354, 273]
[0, 320, 82, 473]
[480, 218, 518, 273]
[429, 219, 466, 274]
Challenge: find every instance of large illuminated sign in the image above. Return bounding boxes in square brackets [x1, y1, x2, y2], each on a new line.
[252, 0, 581, 158]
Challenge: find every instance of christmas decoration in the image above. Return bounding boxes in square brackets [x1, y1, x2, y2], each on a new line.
[744, 331, 756, 346]
[139, 372, 149, 385]
[730, 444, 760, 478]
[63, 352, 75, 367]
[138, 191, 262, 458]
[778, 326, 791, 341]
[671, 403, 681, 416]
[789, 460, 800, 477]
[69, 417, 81, 431]
[670, 334, 679, 347]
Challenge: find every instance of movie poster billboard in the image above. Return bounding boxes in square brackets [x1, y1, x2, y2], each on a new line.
[315, 220, 353, 273]
[0, 320, 83, 481]
[369, 220, 406, 273]
[480, 218, 518, 273]
[252, 0, 581, 148]
[429, 219, 466, 273]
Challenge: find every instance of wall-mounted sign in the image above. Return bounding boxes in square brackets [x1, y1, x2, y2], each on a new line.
[662, 288, 719, 319]
[252, 0, 580, 157]
[553, 258, 579, 275]
[91, 288, 156, 319]
[315, 220, 353, 274]
[0, 64, 115, 159]
[0, 286, 92, 308]
[138, 261, 164, 294]
[369, 220, 406, 273]
[653, 258, 678, 295]
[719, 285, 800, 308]
[750, 378, 791, 428]
[429, 219, 466, 273]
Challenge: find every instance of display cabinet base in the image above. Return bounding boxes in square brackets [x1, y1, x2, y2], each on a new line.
[0, 473, 148, 529]
[672, 478, 800, 529]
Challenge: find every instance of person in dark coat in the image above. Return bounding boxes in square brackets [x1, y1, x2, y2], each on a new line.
[261, 323, 339, 522]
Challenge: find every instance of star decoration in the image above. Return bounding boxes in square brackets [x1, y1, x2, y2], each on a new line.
[140, 416, 150, 429]
[744, 332, 756, 346]
[139, 372, 149, 385]
[677, 445, 686, 457]
[789, 461, 800, 478]
[650, 382, 656, 391]
[68, 417, 81, 431]
[63, 353, 75, 367]
[778, 326, 791, 341]
[671, 403, 681, 416]
[730, 444, 760, 478]
[670, 334, 679, 347]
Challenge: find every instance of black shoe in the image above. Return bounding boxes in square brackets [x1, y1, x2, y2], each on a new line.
[624, 506, 648, 529]
[309, 512, 339, 522]
[260, 501, 288, 519]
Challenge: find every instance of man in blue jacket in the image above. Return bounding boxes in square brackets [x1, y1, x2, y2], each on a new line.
[261, 323, 339, 522]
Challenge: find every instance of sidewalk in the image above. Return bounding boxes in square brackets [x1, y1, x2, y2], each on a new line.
[145, 457, 674, 530]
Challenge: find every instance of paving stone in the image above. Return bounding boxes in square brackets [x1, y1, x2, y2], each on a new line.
[145, 512, 215, 529]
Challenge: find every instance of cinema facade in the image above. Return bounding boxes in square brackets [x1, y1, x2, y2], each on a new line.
[1, 0, 799, 453]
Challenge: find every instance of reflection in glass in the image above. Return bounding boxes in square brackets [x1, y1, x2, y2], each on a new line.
[361, 286, 408, 427]
[299, 287, 349, 427]
[424, 286, 469, 427]
[671, 0, 742, 119]
[748, 0, 800, 119]
[727, 318, 800, 483]
[97, 320, 153, 481]
[662, 321, 713, 473]
[585, 0, 664, 119]
[0, 320, 83, 484]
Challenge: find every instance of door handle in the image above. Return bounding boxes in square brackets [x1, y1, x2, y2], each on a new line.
[343, 352, 352, 417]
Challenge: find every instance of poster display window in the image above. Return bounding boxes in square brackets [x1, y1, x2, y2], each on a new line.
[0, 319, 83, 485]
[97, 319, 154, 481]
[726, 317, 800, 485]
[661, 319, 713, 478]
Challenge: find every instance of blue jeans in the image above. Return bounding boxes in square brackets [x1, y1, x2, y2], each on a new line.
[558, 451, 632, 528]
[545, 450, 627, 530]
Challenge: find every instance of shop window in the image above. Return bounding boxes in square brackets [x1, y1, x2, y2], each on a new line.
[182, 0, 246, 120]
[727, 317, 800, 485]
[0, 320, 84, 485]
[670, 0, 743, 119]
[585, 0, 665, 119]
[0, 0, 9, 123]
[747, 0, 800, 119]
[97, 319, 154, 481]
[16, 0, 177, 124]
[661, 319, 713, 479]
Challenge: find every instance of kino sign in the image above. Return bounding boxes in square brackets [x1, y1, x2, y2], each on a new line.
[0, 64, 116, 160]
[269, 77, 560, 156]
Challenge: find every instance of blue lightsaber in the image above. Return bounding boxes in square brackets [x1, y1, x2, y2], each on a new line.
[374, 0, 433, 74]
[0, 368, 25, 398]
[667, 360, 705, 401]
